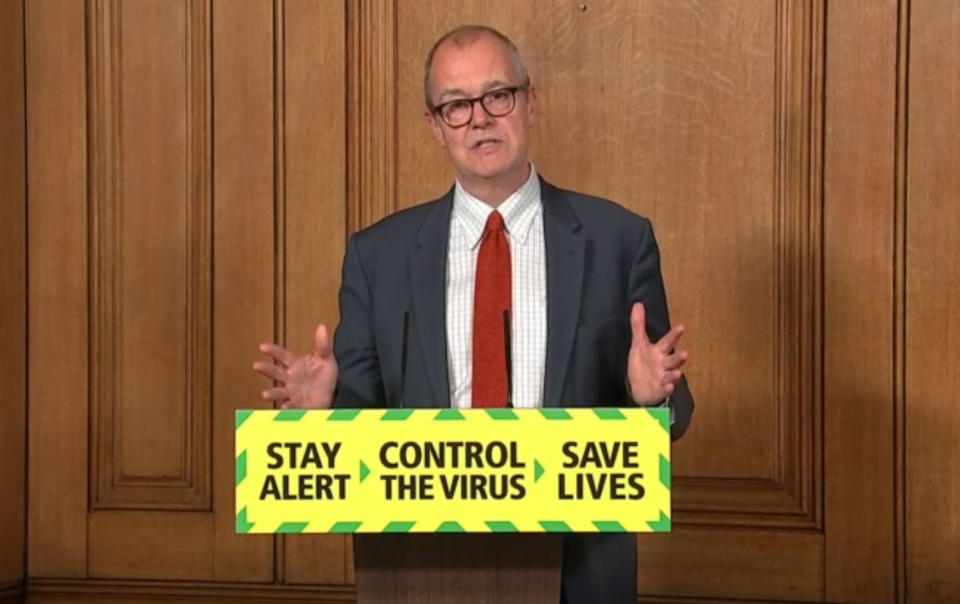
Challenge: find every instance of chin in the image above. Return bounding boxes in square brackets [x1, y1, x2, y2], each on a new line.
[468, 158, 517, 181]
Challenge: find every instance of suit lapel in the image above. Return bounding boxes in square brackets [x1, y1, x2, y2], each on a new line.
[541, 180, 585, 406]
[409, 190, 454, 407]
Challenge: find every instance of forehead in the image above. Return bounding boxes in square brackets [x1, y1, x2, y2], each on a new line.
[430, 35, 519, 97]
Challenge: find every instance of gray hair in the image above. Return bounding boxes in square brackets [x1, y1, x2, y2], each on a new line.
[423, 25, 530, 109]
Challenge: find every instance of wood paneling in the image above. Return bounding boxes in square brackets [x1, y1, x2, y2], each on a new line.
[0, 0, 26, 589]
[83, 0, 221, 582]
[638, 527, 823, 601]
[17, 0, 960, 601]
[1, 582, 25, 604]
[347, 0, 397, 232]
[210, 0, 275, 581]
[394, 0, 823, 535]
[25, 0, 275, 583]
[88, 0, 212, 511]
[906, 1, 960, 601]
[89, 512, 213, 580]
[281, 0, 350, 586]
[26, 0, 90, 578]
[25, 579, 352, 603]
[392, 2, 828, 596]
[676, 0, 824, 529]
[823, 1, 898, 602]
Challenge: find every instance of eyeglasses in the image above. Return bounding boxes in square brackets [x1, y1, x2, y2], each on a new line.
[431, 86, 527, 128]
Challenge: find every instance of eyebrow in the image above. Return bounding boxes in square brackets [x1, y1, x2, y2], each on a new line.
[436, 79, 513, 103]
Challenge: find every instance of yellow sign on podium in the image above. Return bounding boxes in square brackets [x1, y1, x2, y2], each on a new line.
[235, 407, 671, 534]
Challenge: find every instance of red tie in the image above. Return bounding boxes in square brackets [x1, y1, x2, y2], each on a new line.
[472, 211, 511, 407]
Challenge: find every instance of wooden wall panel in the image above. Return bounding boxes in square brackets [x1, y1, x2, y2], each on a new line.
[210, 0, 275, 582]
[389, 2, 826, 599]
[89, 512, 214, 580]
[906, 1, 960, 601]
[26, 579, 351, 603]
[823, 1, 898, 602]
[639, 528, 822, 601]
[393, 0, 822, 524]
[88, 0, 212, 511]
[18, 1, 959, 601]
[0, 0, 26, 590]
[347, 0, 396, 232]
[25, 0, 90, 578]
[24, 0, 276, 583]
[281, 0, 350, 585]
[84, 0, 219, 581]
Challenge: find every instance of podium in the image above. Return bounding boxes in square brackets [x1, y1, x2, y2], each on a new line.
[235, 408, 671, 603]
[353, 533, 562, 604]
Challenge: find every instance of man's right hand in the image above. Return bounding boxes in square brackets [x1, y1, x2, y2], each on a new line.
[253, 324, 338, 409]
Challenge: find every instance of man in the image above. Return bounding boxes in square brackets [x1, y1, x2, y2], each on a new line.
[254, 25, 693, 604]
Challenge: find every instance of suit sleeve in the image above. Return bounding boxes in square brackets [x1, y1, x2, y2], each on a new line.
[627, 218, 694, 440]
[332, 235, 386, 408]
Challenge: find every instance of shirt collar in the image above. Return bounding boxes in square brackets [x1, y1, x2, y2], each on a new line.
[453, 164, 541, 249]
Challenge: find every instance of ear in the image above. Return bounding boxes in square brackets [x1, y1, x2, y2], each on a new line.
[425, 108, 447, 147]
[525, 86, 537, 124]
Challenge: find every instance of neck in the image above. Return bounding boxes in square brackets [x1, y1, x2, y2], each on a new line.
[458, 163, 531, 207]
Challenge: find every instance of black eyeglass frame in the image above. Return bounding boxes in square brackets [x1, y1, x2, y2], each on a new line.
[430, 85, 529, 128]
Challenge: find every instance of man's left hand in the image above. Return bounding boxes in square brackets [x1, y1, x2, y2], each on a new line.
[627, 302, 688, 405]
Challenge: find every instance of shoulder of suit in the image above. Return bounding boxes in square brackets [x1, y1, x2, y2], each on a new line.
[350, 193, 450, 244]
[543, 180, 652, 231]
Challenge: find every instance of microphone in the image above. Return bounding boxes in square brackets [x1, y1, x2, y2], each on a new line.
[503, 310, 513, 409]
[399, 311, 409, 408]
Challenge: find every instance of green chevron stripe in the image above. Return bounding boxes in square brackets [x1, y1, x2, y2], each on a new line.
[592, 408, 626, 420]
[592, 520, 626, 532]
[328, 409, 360, 421]
[381, 409, 414, 421]
[277, 522, 309, 534]
[647, 511, 671, 532]
[434, 409, 465, 420]
[651, 407, 670, 433]
[659, 454, 671, 490]
[538, 521, 571, 532]
[359, 460, 370, 483]
[274, 409, 307, 421]
[534, 459, 545, 482]
[236, 506, 254, 533]
[330, 521, 362, 533]
[235, 450, 247, 486]
[539, 409, 572, 420]
[384, 521, 416, 532]
[436, 521, 465, 532]
[485, 521, 518, 532]
[485, 408, 518, 420]
[235, 409, 254, 429]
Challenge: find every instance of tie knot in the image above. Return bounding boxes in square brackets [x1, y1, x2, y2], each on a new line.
[483, 211, 505, 235]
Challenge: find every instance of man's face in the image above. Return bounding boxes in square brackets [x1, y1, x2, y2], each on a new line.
[425, 35, 536, 186]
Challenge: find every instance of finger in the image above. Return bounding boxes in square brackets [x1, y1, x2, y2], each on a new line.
[630, 302, 650, 347]
[660, 369, 683, 385]
[252, 361, 288, 383]
[655, 324, 685, 354]
[259, 343, 296, 366]
[663, 350, 688, 371]
[314, 324, 332, 359]
[261, 387, 290, 402]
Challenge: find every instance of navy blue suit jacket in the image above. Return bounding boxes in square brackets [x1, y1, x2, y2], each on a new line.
[332, 178, 694, 603]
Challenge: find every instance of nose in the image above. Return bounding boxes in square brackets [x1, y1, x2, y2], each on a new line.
[468, 98, 493, 127]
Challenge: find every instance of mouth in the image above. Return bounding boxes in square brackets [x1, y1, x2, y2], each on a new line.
[472, 138, 501, 150]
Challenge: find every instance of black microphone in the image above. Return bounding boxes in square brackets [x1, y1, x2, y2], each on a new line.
[399, 311, 409, 408]
[503, 310, 513, 409]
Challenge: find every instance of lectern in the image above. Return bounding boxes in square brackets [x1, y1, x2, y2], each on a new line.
[236, 408, 671, 603]
[353, 533, 562, 604]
